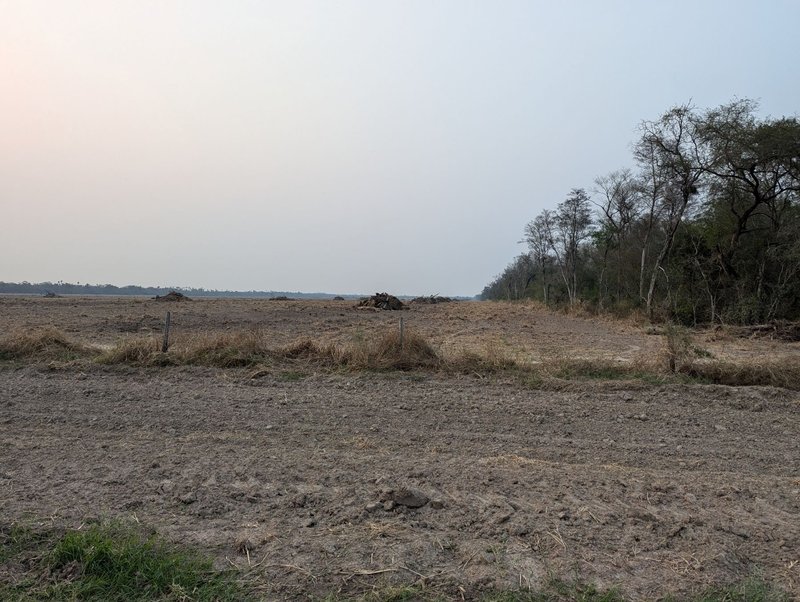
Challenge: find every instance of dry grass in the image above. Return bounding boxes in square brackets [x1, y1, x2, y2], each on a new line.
[445, 340, 519, 374]
[349, 329, 440, 370]
[178, 330, 271, 367]
[276, 339, 339, 363]
[0, 327, 96, 361]
[97, 337, 166, 365]
[681, 358, 800, 389]
[3, 324, 799, 390]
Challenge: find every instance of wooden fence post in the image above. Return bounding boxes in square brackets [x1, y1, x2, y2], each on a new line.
[399, 317, 405, 350]
[162, 311, 171, 352]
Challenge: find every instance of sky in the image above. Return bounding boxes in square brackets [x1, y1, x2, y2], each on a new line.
[2, 1, 799, 296]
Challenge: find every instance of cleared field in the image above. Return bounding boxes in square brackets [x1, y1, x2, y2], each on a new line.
[1, 297, 799, 600]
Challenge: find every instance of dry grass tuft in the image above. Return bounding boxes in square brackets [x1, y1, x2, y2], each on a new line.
[340, 329, 440, 370]
[681, 358, 800, 389]
[0, 328, 95, 361]
[446, 343, 519, 374]
[96, 337, 168, 365]
[277, 339, 337, 363]
[178, 330, 270, 368]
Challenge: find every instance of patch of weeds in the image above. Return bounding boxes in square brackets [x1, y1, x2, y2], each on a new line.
[672, 576, 790, 602]
[366, 585, 428, 602]
[0, 520, 252, 601]
[664, 323, 693, 373]
[278, 370, 307, 382]
[544, 578, 624, 601]
[0, 523, 50, 564]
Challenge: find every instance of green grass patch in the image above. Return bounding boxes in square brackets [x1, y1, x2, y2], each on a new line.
[278, 369, 307, 381]
[0, 521, 251, 601]
[670, 576, 791, 601]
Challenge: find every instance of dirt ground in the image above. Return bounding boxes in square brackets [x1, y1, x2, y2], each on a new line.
[1, 297, 799, 600]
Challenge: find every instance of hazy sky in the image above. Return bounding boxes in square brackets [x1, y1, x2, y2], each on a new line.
[2, 1, 799, 296]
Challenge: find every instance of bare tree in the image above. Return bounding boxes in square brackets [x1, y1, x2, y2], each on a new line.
[524, 210, 555, 305]
[637, 105, 704, 318]
[551, 188, 593, 306]
[593, 169, 639, 306]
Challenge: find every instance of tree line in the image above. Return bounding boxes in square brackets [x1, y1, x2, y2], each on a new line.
[0, 281, 341, 299]
[482, 100, 800, 325]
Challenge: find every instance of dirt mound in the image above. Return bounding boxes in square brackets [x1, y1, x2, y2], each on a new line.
[357, 293, 404, 310]
[411, 295, 453, 304]
[153, 291, 191, 302]
[269, 296, 295, 301]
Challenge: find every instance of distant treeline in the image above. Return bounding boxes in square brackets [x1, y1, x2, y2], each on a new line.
[0, 281, 353, 300]
[482, 99, 800, 325]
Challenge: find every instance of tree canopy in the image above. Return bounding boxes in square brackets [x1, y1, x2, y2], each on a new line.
[482, 100, 800, 325]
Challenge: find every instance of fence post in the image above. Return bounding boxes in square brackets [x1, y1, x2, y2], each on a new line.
[399, 317, 405, 350]
[162, 311, 171, 352]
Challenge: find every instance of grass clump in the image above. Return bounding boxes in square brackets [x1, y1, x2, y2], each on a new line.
[277, 338, 339, 363]
[680, 359, 800, 389]
[1, 520, 251, 601]
[0, 328, 95, 362]
[446, 341, 519, 374]
[547, 358, 662, 383]
[669, 576, 791, 602]
[341, 329, 440, 371]
[96, 337, 170, 366]
[179, 330, 271, 368]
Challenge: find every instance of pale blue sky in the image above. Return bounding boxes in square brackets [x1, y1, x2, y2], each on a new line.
[2, 1, 798, 295]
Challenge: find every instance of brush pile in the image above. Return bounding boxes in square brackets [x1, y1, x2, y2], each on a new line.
[411, 295, 453, 304]
[153, 291, 191, 302]
[729, 321, 800, 342]
[357, 293, 404, 310]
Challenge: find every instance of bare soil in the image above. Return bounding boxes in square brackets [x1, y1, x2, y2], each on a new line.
[1, 297, 798, 600]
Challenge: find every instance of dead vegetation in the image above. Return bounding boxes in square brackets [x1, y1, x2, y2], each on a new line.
[411, 294, 454, 304]
[96, 336, 164, 365]
[152, 290, 191, 302]
[3, 323, 798, 390]
[357, 293, 404, 310]
[726, 321, 800, 342]
[0, 328, 96, 361]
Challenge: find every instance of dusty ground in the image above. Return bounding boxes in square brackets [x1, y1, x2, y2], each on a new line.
[1, 297, 799, 600]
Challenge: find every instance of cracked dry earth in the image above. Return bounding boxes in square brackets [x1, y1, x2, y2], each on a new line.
[1, 364, 799, 600]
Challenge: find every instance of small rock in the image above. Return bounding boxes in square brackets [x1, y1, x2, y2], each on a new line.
[302, 518, 316, 528]
[383, 500, 396, 511]
[430, 499, 445, 509]
[365, 502, 381, 512]
[391, 488, 429, 509]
